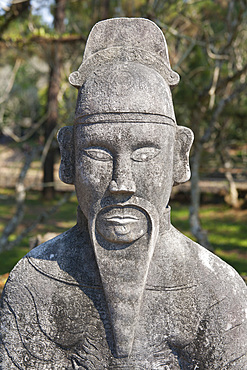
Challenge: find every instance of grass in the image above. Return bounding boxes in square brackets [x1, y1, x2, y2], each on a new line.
[170, 201, 247, 277]
[0, 189, 77, 274]
[0, 189, 247, 280]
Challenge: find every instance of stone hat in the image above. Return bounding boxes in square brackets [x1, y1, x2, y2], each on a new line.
[69, 18, 180, 88]
[69, 18, 179, 125]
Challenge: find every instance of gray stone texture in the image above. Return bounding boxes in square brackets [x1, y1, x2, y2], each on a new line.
[1, 18, 247, 369]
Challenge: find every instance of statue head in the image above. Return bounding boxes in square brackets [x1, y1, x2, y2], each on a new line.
[58, 18, 194, 245]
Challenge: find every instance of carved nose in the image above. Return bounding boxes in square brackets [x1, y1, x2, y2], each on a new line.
[109, 179, 136, 194]
[109, 159, 136, 195]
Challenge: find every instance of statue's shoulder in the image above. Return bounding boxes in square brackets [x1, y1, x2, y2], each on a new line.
[175, 226, 246, 293]
[1, 224, 96, 297]
[26, 224, 80, 260]
[156, 225, 247, 295]
[5, 225, 77, 273]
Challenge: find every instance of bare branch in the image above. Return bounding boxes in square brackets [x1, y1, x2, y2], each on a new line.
[12, 0, 29, 4]
[0, 148, 36, 252]
[220, 1, 245, 54]
[0, 59, 21, 105]
[174, 40, 196, 69]
[156, 19, 231, 64]
[3, 191, 75, 251]
[40, 125, 58, 167]
[2, 113, 48, 143]
[201, 82, 247, 144]
[206, 46, 228, 61]
[154, 19, 206, 47]
[0, 0, 30, 35]
[208, 64, 220, 109]
[0, 34, 86, 51]
[216, 63, 247, 94]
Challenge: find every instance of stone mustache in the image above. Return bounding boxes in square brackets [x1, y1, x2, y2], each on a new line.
[1, 18, 246, 370]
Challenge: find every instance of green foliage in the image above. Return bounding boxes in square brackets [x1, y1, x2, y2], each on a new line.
[0, 56, 47, 138]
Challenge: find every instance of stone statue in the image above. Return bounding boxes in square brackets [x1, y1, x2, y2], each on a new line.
[1, 18, 247, 369]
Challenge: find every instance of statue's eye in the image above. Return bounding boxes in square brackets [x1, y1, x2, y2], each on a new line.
[83, 148, 113, 162]
[131, 147, 160, 162]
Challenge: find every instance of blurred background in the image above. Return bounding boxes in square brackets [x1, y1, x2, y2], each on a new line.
[0, 0, 247, 293]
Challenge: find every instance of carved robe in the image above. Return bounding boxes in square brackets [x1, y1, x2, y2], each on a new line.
[1, 209, 247, 369]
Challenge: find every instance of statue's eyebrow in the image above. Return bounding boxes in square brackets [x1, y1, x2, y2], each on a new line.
[131, 142, 161, 150]
[78, 136, 115, 150]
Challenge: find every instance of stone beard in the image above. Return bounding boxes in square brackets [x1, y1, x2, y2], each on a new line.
[1, 17, 247, 370]
[90, 198, 158, 357]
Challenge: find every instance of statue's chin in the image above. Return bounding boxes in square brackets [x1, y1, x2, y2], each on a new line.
[95, 205, 149, 244]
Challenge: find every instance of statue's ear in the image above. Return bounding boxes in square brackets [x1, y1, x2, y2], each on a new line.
[173, 126, 194, 186]
[57, 126, 75, 185]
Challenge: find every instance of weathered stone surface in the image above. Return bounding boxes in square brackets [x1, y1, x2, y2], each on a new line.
[1, 18, 247, 369]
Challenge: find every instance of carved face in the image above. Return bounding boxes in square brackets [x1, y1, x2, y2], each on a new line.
[74, 121, 176, 244]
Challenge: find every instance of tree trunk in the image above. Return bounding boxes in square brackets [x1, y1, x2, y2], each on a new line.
[224, 171, 240, 208]
[0, 149, 35, 252]
[43, 0, 66, 200]
[101, 0, 110, 19]
[189, 140, 213, 251]
[220, 151, 241, 209]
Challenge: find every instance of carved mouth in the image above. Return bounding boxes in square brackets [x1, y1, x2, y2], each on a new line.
[101, 206, 141, 216]
[105, 215, 138, 225]
[95, 204, 150, 244]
